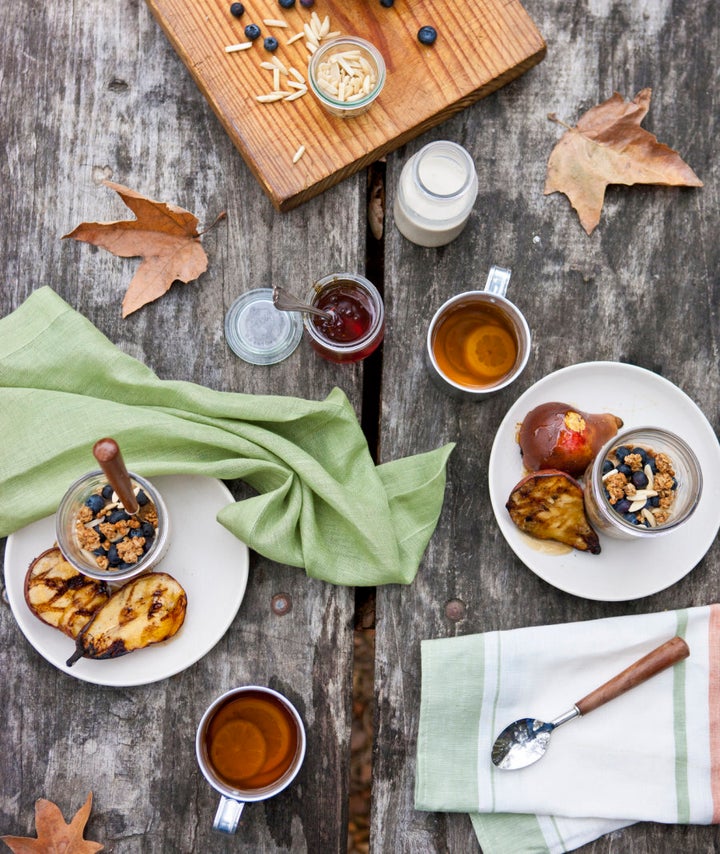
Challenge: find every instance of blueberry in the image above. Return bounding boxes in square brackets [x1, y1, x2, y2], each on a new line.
[380, 0, 394, 6]
[245, 23, 261, 40]
[647, 457, 658, 473]
[649, 495, 660, 507]
[107, 545, 121, 566]
[278, 0, 295, 6]
[108, 509, 131, 523]
[615, 446, 631, 462]
[264, 36, 279, 51]
[141, 521, 156, 538]
[417, 25, 437, 45]
[230, 2, 244, 16]
[85, 494, 106, 514]
[129, 528, 144, 539]
[617, 464, 632, 478]
[299, 0, 314, 6]
[623, 512, 640, 525]
[602, 459, 614, 474]
[92, 547, 108, 557]
[101, 484, 114, 499]
[136, 489, 149, 506]
[142, 536, 154, 553]
[615, 498, 632, 514]
[671, 476, 678, 490]
[631, 471, 649, 489]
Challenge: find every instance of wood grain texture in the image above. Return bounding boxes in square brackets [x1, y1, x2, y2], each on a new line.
[0, 0, 364, 850]
[146, 0, 546, 210]
[373, 0, 720, 851]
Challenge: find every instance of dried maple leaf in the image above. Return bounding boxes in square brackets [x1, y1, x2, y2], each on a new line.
[1, 793, 103, 853]
[63, 181, 217, 317]
[544, 88, 702, 234]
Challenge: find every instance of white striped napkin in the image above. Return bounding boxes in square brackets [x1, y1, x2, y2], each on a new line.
[415, 606, 720, 853]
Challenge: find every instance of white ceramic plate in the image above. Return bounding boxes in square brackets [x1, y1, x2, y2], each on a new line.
[4, 475, 249, 686]
[489, 362, 720, 601]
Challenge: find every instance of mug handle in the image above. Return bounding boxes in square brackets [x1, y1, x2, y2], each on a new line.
[213, 796, 245, 834]
[484, 265, 512, 297]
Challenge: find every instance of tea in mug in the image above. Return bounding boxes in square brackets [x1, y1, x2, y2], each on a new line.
[431, 300, 519, 389]
[205, 690, 299, 790]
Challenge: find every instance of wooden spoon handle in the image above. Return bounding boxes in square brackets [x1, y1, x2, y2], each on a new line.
[575, 635, 689, 716]
[92, 437, 139, 514]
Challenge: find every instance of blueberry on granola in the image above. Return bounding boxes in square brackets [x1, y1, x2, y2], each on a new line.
[85, 494, 106, 514]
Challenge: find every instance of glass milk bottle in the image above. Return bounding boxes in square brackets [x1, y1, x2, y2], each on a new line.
[393, 141, 479, 247]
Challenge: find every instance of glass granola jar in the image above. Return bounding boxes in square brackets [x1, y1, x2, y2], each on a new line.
[56, 469, 170, 582]
[583, 427, 702, 540]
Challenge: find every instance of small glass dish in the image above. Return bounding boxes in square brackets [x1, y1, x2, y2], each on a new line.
[303, 273, 384, 363]
[225, 289, 303, 365]
[308, 36, 386, 118]
[56, 470, 170, 582]
[583, 427, 702, 540]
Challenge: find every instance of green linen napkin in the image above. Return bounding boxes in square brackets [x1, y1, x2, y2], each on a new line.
[0, 287, 453, 586]
[416, 606, 720, 853]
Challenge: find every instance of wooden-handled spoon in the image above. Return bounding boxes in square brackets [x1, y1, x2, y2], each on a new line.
[92, 437, 139, 515]
[491, 635, 690, 770]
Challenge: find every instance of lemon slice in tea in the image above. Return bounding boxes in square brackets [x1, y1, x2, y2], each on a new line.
[463, 324, 516, 380]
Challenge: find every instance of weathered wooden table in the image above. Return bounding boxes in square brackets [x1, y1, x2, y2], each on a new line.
[1, 1, 718, 852]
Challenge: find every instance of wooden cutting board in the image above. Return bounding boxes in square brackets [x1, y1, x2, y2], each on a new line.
[146, 0, 545, 211]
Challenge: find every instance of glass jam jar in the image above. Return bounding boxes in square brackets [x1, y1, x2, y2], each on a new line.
[303, 273, 384, 363]
[393, 140, 479, 247]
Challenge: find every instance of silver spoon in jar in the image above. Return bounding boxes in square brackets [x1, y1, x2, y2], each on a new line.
[272, 285, 335, 321]
[491, 635, 689, 770]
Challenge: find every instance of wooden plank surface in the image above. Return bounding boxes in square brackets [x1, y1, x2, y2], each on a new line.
[146, 0, 546, 210]
[0, 0, 364, 850]
[373, 0, 720, 851]
[2, 0, 720, 852]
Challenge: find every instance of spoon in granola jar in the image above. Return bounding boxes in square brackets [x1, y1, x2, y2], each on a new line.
[272, 285, 336, 321]
[93, 437, 139, 515]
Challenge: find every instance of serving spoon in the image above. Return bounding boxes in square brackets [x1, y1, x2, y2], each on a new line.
[272, 285, 335, 321]
[491, 635, 689, 770]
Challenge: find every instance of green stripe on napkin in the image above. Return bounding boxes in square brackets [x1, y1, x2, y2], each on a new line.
[416, 606, 718, 854]
[0, 287, 453, 587]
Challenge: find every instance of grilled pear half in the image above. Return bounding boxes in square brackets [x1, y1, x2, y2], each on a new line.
[67, 571, 187, 666]
[506, 469, 601, 554]
[25, 547, 110, 638]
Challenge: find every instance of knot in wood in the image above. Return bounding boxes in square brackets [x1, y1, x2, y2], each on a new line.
[271, 593, 292, 615]
[444, 598, 465, 622]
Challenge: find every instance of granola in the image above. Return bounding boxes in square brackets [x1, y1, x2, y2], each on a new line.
[73, 481, 159, 571]
[601, 443, 677, 528]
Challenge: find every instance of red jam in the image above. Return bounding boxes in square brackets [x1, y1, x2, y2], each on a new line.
[312, 283, 375, 342]
[308, 280, 383, 363]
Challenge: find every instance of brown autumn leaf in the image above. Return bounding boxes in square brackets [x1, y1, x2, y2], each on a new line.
[63, 181, 216, 317]
[544, 88, 702, 234]
[1, 793, 103, 854]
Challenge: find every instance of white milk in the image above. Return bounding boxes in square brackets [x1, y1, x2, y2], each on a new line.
[393, 141, 478, 247]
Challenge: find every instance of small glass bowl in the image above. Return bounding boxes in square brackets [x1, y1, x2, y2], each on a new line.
[583, 427, 702, 540]
[56, 470, 170, 582]
[303, 273, 384, 363]
[308, 36, 386, 118]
